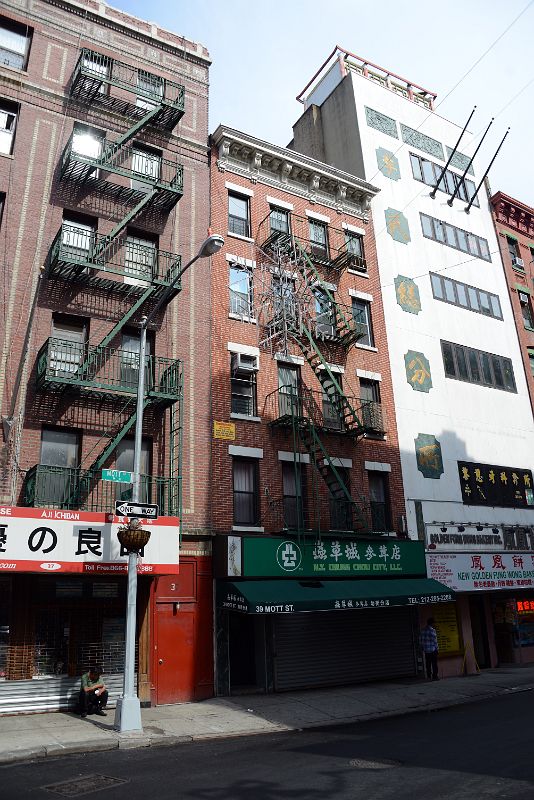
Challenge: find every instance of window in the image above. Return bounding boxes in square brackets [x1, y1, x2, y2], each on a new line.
[270, 206, 290, 234]
[50, 315, 87, 376]
[72, 123, 103, 160]
[441, 340, 516, 392]
[125, 232, 156, 282]
[0, 192, 4, 229]
[345, 231, 365, 271]
[231, 358, 257, 417]
[529, 350, 534, 378]
[352, 298, 374, 347]
[282, 462, 305, 530]
[228, 193, 250, 237]
[410, 152, 478, 206]
[0, 16, 31, 70]
[120, 331, 152, 391]
[322, 376, 343, 431]
[61, 216, 95, 261]
[420, 213, 491, 262]
[116, 438, 151, 503]
[233, 458, 260, 526]
[40, 428, 80, 508]
[328, 467, 352, 531]
[0, 100, 18, 155]
[131, 146, 161, 192]
[308, 218, 329, 260]
[314, 288, 336, 338]
[82, 52, 109, 93]
[507, 236, 521, 266]
[278, 364, 300, 417]
[519, 292, 534, 330]
[136, 69, 163, 110]
[368, 472, 391, 532]
[360, 379, 383, 433]
[229, 264, 253, 317]
[272, 275, 296, 321]
[430, 272, 502, 320]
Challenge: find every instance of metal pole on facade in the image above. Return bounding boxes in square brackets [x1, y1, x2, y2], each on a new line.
[114, 234, 224, 735]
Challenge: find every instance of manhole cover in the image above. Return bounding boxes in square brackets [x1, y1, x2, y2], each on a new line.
[43, 774, 128, 796]
[349, 758, 401, 770]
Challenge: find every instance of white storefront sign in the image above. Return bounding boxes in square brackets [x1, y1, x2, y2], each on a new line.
[426, 525, 504, 552]
[426, 551, 534, 592]
[0, 506, 179, 574]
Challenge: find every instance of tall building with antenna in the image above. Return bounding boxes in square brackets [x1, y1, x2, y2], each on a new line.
[0, 0, 213, 712]
[291, 48, 534, 674]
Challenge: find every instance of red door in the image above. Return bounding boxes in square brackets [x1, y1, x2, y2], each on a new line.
[156, 602, 195, 704]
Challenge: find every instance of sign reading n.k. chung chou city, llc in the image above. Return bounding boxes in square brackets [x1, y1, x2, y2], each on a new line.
[426, 551, 534, 592]
[0, 506, 180, 574]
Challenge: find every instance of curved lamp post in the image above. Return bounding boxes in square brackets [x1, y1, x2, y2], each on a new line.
[115, 233, 224, 734]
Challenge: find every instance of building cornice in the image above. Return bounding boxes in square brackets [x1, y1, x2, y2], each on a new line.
[212, 124, 379, 220]
[490, 191, 534, 241]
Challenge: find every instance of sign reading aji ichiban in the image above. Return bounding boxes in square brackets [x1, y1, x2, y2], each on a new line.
[458, 461, 534, 508]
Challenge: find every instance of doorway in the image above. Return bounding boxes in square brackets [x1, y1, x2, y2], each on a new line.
[155, 602, 195, 704]
[469, 596, 491, 669]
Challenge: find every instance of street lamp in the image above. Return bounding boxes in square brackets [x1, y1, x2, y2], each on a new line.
[115, 233, 224, 733]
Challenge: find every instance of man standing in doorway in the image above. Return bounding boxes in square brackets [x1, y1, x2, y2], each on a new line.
[420, 617, 439, 681]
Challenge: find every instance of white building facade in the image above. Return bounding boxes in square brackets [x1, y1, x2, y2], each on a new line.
[291, 50, 534, 672]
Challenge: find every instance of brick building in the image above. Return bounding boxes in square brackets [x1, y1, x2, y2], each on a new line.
[490, 192, 534, 415]
[0, 0, 212, 712]
[209, 124, 448, 695]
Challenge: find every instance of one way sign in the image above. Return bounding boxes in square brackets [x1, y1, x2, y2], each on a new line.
[115, 501, 159, 520]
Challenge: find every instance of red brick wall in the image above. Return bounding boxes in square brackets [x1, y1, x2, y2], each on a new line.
[209, 142, 406, 537]
[0, 1, 212, 534]
[490, 192, 534, 417]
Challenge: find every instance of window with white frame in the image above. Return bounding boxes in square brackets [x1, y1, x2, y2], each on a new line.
[231, 361, 257, 417]
[0, 100, 18, 155]
[131, 146, 161, 191]
[82, 51, 109, 93]
[233, 458, 260, 526]
[229, 263, 253, 317]
[519, 291, 534, 330]
[125, 232, 157, 281]
[345, 231, 366, 271]
[352, 298, 374, 347]
[137, 69, 164, 110]
[270, 206, 290, 234]
[228, 192, 250, 237]
[282, 462, 306, 530]
[50, 315, 88, 376]
[72, 123, 103, 160]
[308, 218, 329, 259]
[0, 16, 31, 70]
[61, 216, 95, 261]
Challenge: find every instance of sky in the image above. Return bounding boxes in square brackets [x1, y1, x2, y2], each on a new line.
[118, 0, 534, 207]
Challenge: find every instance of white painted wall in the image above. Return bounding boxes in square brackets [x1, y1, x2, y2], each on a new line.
[311, 69, 534, 534]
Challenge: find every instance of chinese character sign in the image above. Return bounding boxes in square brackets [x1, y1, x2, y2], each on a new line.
[0, 507, 179, 574]
[426, 552, 534, 592]
[458, 461, 534, 508]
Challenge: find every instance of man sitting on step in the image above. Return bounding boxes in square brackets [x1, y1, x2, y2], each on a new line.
[79, 665, 108, 718]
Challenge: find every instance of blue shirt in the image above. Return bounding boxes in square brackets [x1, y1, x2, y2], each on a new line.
[420, 625, 438, 653]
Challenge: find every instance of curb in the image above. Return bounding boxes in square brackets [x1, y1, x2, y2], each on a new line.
[0, 683, 532, 765]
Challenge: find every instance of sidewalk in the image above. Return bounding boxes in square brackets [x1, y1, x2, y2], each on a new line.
[1, 665, 533, 764]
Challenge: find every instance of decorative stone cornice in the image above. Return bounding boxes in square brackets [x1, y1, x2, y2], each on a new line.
[490, 191, 534, 241]
[212, 124, 379, 220]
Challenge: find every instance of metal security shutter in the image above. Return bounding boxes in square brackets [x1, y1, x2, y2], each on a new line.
[273, 608, 416, 691]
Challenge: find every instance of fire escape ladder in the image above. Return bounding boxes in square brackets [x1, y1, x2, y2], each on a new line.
[100, 105, 161, 163]
[295, 322, 366, 437]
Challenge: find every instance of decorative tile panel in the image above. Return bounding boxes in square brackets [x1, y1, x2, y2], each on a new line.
[405, 350, 432, 393]
[365, 107, 398, 139]
[446, 146, 474, 176]
[385, 209, 411, 244]
[376, 147, 401, 180]
[415, 434, 444, 479]
[395, 275, 421, 314]
[401, 124, 444, 160]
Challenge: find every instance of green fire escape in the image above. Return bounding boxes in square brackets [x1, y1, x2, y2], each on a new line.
[24, 50, 185, 514]
[258, 214, 386, 536]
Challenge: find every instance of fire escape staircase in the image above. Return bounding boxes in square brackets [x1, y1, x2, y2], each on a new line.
[31, 50, 186, 510]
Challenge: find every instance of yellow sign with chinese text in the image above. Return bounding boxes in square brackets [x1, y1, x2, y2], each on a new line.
[213, 421, 236, 440]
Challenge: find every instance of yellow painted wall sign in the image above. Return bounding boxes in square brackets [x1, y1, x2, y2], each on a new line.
[213, 421, 236, 440]
[432, 602, 461, 655]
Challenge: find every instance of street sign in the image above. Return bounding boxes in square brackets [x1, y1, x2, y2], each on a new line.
[115, 501, 159, 520]
[102, 469, 133, 484]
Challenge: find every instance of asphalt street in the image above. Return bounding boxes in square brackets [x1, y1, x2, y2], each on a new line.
[1, 691, 533, 800]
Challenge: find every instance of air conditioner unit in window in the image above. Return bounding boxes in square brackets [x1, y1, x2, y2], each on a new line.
[231, 352, 259, 374]
[512, 256, 524, 268]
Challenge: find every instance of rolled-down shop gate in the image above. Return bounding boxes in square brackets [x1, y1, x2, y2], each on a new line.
[214, 535, 454, 694]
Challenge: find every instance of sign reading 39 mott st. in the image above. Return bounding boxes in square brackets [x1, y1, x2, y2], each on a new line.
[238, 536, 426, 578]
[0, 506, 179, 574]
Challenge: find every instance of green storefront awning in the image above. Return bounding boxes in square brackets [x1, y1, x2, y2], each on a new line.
[218, 578, 454, 614]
